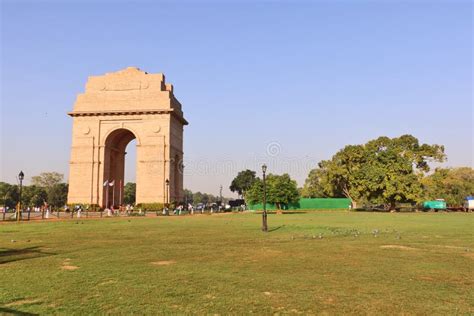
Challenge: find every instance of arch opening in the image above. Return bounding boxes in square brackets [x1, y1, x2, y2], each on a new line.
[103, 128, 136, 208]
[123, 139, 137, 205]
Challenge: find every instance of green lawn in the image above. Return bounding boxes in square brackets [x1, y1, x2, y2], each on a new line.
[1, 212, 473, 315]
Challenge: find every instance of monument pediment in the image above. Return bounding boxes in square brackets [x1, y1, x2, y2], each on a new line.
[69, 67, 186, 125]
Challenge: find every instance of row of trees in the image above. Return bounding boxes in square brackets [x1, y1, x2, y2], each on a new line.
[3, 135, 471, 211]
[184, 190, 222, 205]
[122, 182, 223, 205]
[1, 172, 68, 209]
[301, 135, 473, 208]
[230, 135, 473, 209]
[420, 167, 474, 206]
[230, 170, 300, 208]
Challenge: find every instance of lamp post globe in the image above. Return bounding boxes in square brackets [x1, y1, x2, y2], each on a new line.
[17, 171, 24, 222]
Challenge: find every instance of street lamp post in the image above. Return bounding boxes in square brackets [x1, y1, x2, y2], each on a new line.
[165, 179, 170, 215]
[219, 185, 223, 211]
[17, 171, 24, 222]
[262, 164, 268, 232]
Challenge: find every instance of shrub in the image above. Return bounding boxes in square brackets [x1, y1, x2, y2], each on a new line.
[136, 203, 164, 212]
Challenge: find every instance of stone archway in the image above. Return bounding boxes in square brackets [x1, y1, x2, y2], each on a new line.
[103, 128, 136, 207]
[67, 67, 188, 207]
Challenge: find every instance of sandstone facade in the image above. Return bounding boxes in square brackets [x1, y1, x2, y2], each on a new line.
[67, 67, 187, 207]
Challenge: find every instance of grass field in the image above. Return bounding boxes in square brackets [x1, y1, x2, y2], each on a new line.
[1, 211, 473, 315]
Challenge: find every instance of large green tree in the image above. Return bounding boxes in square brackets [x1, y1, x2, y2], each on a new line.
[0, 182, 19, 209]
[266, 174, 300, 209]
[230, 169, 257, 199]
[301, 168, 335, 198]
[313, 144, 368, 207]
[47, 183, 68, 208]
[22, 185, 48, 207]
[421, 167, 474, 206]
[30, 172, 68, 208]
[246, 173, 299, 209]
[31, 172, 64, 188]
[304, 135, 445, 209]
[246, 178, 263, 205]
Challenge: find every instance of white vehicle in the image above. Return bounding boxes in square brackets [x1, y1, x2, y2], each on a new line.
[463, 196, 474, 212]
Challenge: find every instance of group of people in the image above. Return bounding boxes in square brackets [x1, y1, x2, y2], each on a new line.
[171, 203, 194, 215]
[0, 204, 53, 220]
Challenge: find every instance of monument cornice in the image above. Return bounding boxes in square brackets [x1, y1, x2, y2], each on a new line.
[68, 109, 188, 125]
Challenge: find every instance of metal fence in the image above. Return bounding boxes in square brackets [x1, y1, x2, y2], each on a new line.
[0, 208, 220, 222]
[0, 210, 149, 221]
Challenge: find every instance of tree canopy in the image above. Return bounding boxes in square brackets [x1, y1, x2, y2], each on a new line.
[22, 185, 48, 207]
[303, 135, 446, 208]
[0, 182, 19, 208]
[421, 167, 474, 206]
[246, 178, 264, 205]
[301, 168, 334, 198]
[229, 169, 257, 198]
[1, 179, 68, 209]
[192, 191, 215, 204]
[31, 172, 64, 188]
[267, 173, 300, 209]
[47, 183, 68, 208]
[246, 173, 299, 209]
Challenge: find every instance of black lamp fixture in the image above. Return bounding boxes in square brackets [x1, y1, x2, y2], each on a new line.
[165, 179, 170, 205]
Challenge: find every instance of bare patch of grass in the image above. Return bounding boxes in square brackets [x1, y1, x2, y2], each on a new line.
[463, 253, 474, 260]
[98, 279, 117, 286]
[380, 245, 419, 251]
[151, 260, 176, 266]
[5, 298, 42, 307]
[60, 258, 79, 270]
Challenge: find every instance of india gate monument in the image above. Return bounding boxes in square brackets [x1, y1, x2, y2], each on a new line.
[67, 67, 187, 207]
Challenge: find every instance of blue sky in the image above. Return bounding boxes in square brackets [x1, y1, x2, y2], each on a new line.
[1, 0, 472, 196]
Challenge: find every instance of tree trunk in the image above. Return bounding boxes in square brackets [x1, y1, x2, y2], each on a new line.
[342, 185, 356, 209]
[389, 201, 397, 212]
[276, 203, 283, 214]
[351, 200, 357, 209]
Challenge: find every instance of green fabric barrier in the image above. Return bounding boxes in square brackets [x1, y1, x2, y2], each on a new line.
[422, 200, 446, 209]
[248, 198, 351, 211]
